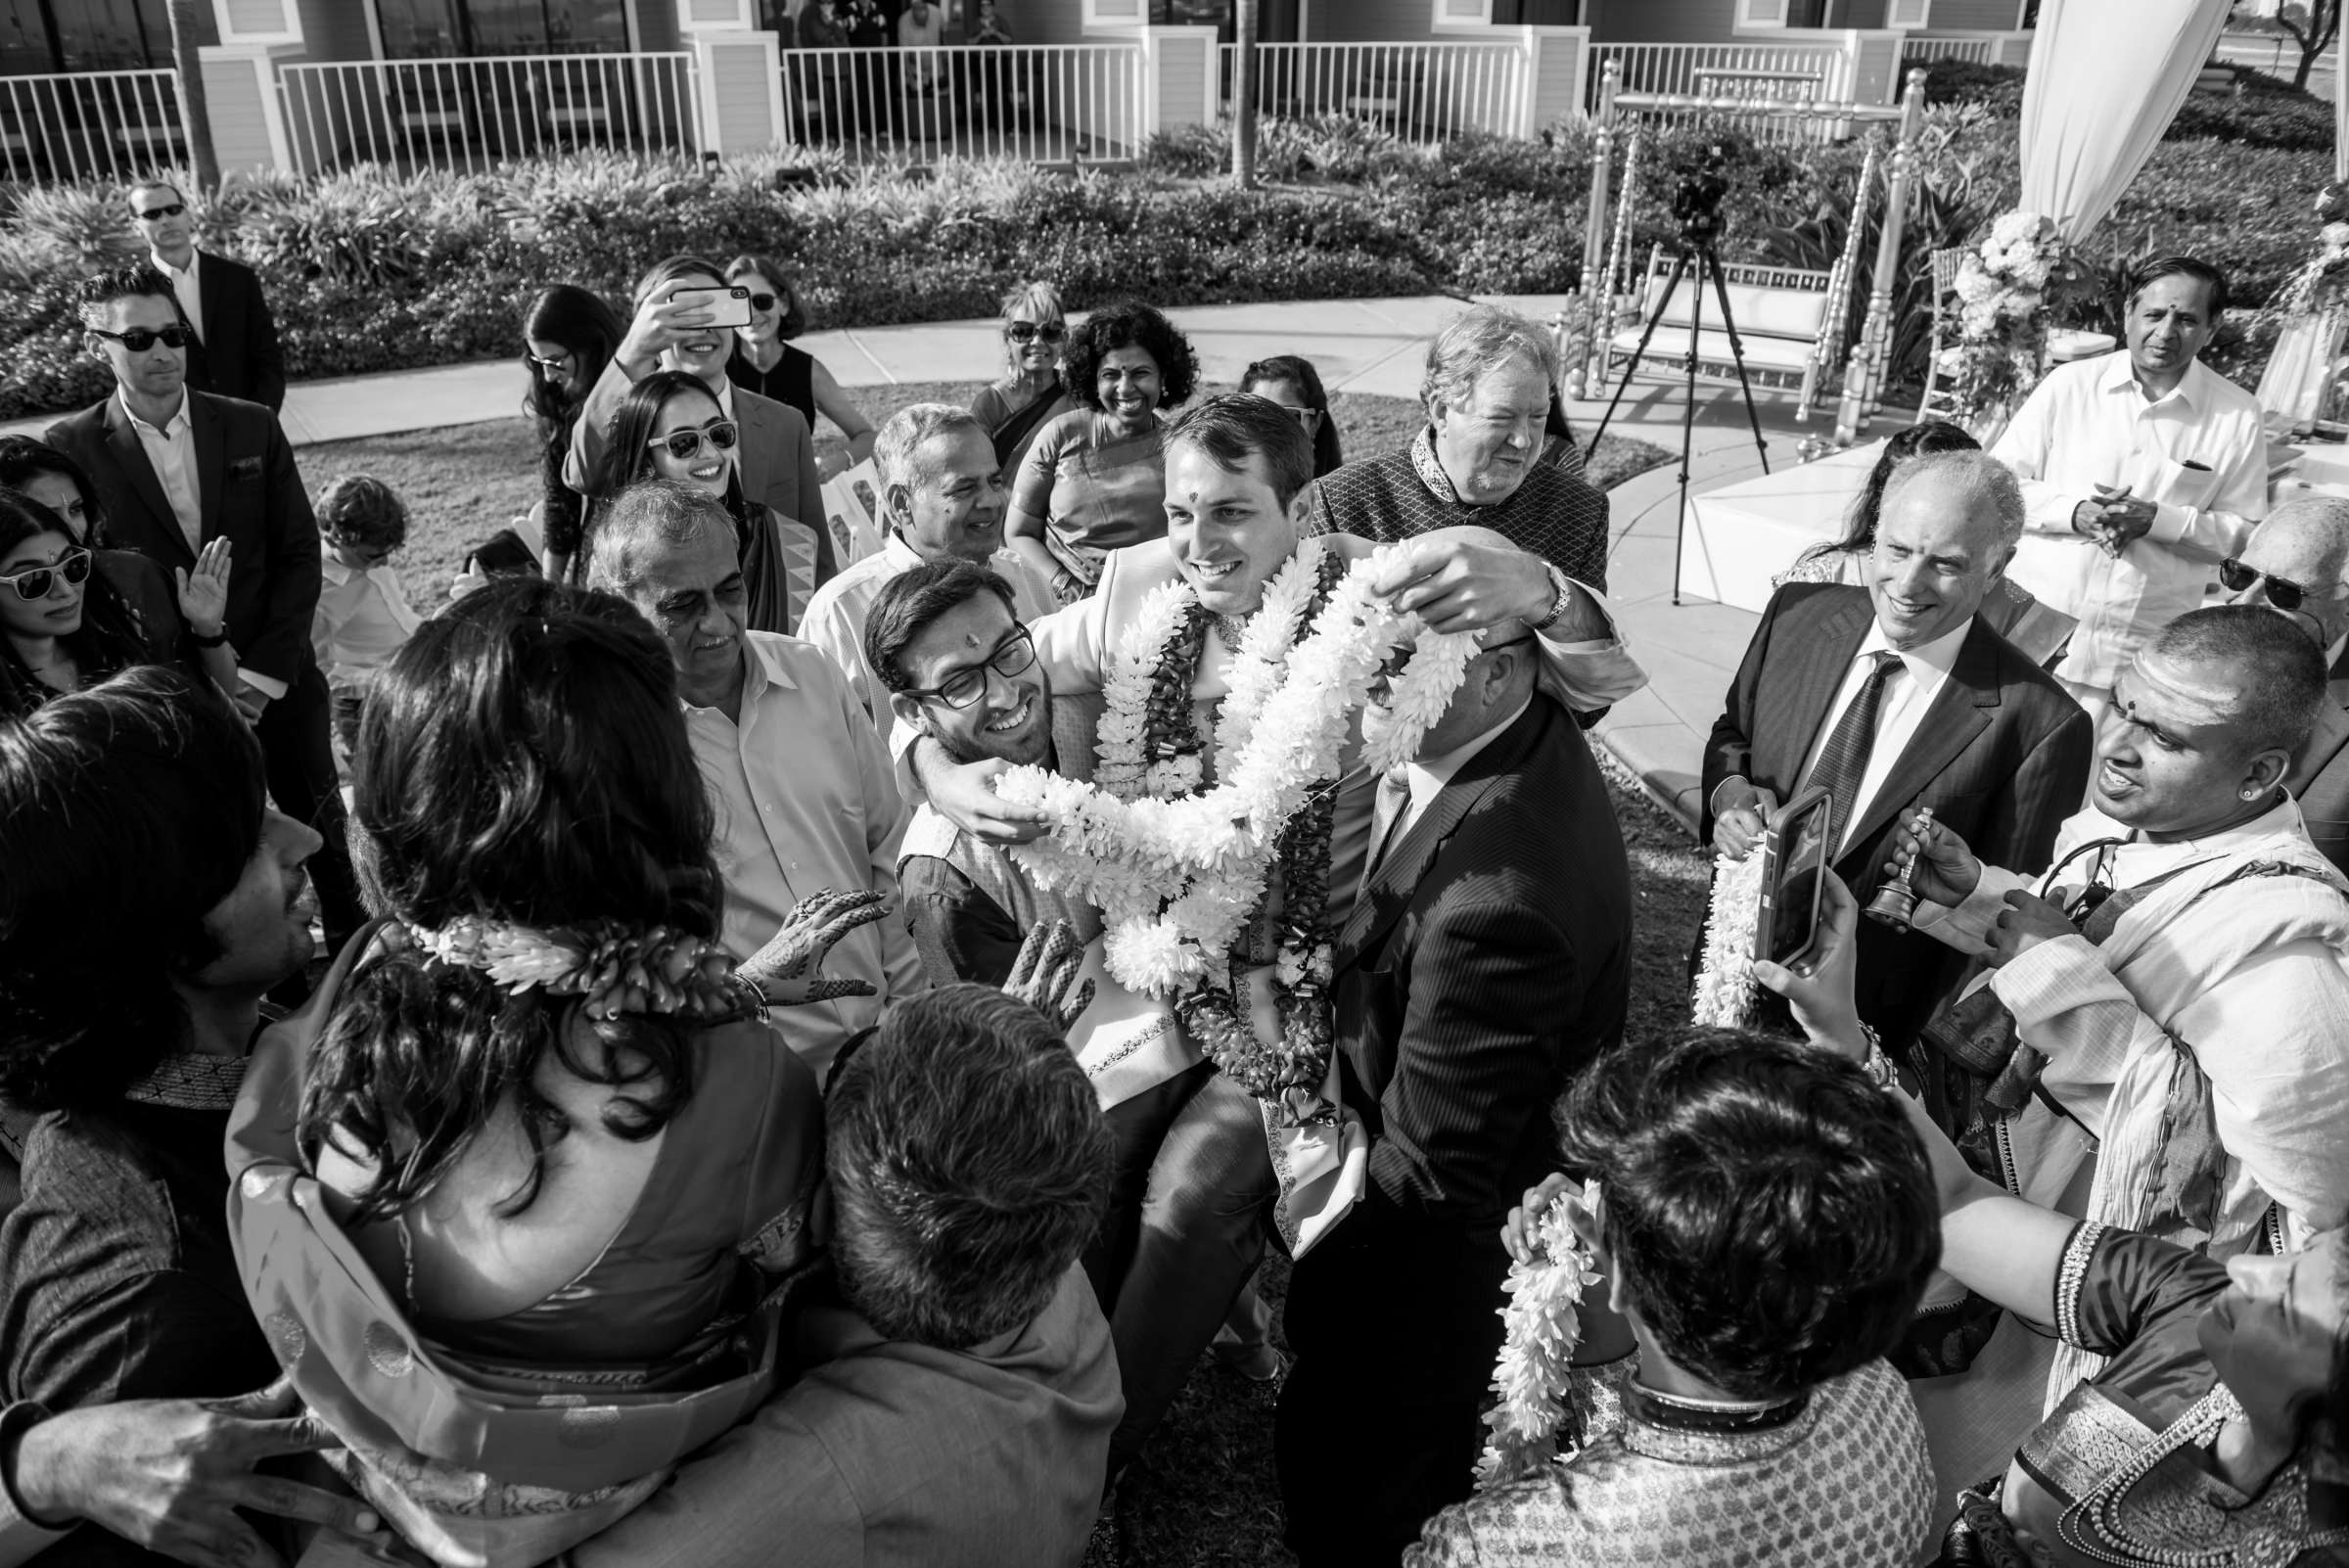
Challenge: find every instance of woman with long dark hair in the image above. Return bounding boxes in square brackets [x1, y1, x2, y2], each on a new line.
[226, 578, 874, 1565]
[584, 369, 820, 634]
[1242, 354, 1345, 480]
[520, 286, 626, 585]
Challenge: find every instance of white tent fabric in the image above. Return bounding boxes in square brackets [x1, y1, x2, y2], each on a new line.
[2018, 0, 2235, 244]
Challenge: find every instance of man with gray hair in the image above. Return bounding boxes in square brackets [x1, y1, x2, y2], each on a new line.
[2225, 495, 2349, 872]
[800, 401, 1058, 721]
[586, 479, 922, 1080]
[1300, 302, 1611, 592]
[1702, 449, 2092, 1054]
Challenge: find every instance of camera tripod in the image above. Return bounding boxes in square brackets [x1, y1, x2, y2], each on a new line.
[1584, 237, 1773, 607]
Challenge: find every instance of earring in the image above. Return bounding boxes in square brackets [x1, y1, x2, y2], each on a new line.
[2242, 787, 2265, 802]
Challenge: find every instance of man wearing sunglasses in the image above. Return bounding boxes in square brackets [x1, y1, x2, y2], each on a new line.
[2224, 496, 2349, 874]
[46, 263, 361, 953]
[125, 179, 283, 413]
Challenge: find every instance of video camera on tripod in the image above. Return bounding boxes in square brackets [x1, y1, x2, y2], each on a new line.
[1669, 143, 1732, 249]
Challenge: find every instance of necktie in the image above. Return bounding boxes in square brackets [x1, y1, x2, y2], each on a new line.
[1810, 651, 1902, 858]
[1366, 766, 1413, 879]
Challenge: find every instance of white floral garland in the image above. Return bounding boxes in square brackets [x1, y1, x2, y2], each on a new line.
[1690, 847, 1767, 1028]
[1476, 1183, 1604, 1488]
[992, 543, 1482, 999]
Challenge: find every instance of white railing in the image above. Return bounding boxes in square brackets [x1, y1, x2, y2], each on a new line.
[1900, 36, 1999, 68]
[277, 53, 698, 175]
[1591, 40, 1851, 139]
[779, 44, 1143, 162]
[0, 69, 182, 183]
[1221, 42, 1527, 143]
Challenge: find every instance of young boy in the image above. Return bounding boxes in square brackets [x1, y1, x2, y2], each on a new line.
[311, 474, 421, 763]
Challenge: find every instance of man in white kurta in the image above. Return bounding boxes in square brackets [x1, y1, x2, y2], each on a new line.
[1993, 260, 2267, 718]
[588, 480, 922, 1082]
[801, 404, 1056, 722]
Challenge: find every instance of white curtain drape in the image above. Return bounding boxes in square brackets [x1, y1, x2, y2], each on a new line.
[2017, 0, 2235, 244]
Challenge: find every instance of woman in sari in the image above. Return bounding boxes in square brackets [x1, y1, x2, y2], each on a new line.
[1764, 870, 2349, 1567]
[967, 280, 1075, 485]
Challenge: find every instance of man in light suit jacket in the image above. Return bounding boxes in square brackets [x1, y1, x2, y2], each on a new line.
[1702, 450, 2092, 1057]
[1276, 635, 1633, 1568]
[128, 179, 284, 412]
[2228, 495, 2349, 873]
[46, 265, 359, 948]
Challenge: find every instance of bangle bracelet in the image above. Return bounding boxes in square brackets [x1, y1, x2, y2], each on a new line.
[189, 624, 229, 649]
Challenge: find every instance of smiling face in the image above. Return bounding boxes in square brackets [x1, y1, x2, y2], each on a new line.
[1095, 345, 1162, 430]
[0, 530, 85, 645]
[88, 292, 186, 405]
[1163, 440, 1302, 617]
[528, 336, 588, 401]
[1428, 355, 1548, 507]
[1006, 309, 1064, 380]
[1867, 480, 2005, 651]
[2200, 1232, 2348, 1446]
[659, 269, 732, 386]
[127, 181, 194, 267]
[890, 589, 1051, 768]
[2093, 646, 2279, 835]
[736, 269, 782, 349]
[617, 521, 747, 711]
[645, 386, 735, 497]
[2127, 273, 2218, 391]
[188, 804, 322, 993]
[895, 427, 1009, 565]
[14, 472, 92, 544]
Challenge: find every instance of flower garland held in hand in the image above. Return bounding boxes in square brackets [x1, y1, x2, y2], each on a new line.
[1477, 1182, 1604, 1488]
[402, 916, 751, 1022]
[1690, 847, 1767, 1029]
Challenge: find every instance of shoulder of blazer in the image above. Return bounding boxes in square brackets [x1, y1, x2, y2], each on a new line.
[736, 385, 809, 444]
[1763, 577, 1868, 632]
[1966, 616, 2081, 733]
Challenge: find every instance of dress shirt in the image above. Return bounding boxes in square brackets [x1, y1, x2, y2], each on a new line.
[1793, 615, 1971, 857]
[119, 389, 202, 555]
[798, 530, 1058, 720]
[312, 557, 422, 687]
[685, 631, 922, 1080]
[149, 247, 202, 343]
[1993, 350, 2268, 692]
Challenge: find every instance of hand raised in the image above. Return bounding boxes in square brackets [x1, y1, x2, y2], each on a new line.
[1002, 918, 1094, 1034]
[173, 538, 232, 638]
[739, 888, 889, 1006]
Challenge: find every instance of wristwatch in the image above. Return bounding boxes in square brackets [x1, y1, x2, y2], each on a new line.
[188, 623, 230, 649]
[1529, 562, 1573, 633]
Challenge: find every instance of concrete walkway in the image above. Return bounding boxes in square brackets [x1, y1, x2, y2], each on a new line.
[4, 292, 1827, 835]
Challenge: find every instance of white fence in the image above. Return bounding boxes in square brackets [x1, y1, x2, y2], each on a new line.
[1899, 36, 1999, 68]
[0, 69, 181, 182]
[277, 53, 699, 174]
[1222, 42, 1527, 143]
[778, 44, 1143, 162]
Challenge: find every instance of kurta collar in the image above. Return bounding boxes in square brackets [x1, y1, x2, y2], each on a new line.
[2095, 346, 2214, 415]
[1408, 427, 1461, 507]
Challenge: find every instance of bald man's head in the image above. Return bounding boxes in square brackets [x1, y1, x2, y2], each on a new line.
[2232, 497, 2349, 651]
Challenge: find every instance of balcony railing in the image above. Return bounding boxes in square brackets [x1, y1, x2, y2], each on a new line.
[779, 44, 1144, 163]
[1221, 42, 1527, 144]
[1590, 40, 1851, 140]
[1899, 36, 1999, 68]
[0, 69, 181, 182]
[277, 52, 698, 175]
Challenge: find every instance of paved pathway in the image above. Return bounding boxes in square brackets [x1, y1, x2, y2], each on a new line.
[4, 292, 1844, 837]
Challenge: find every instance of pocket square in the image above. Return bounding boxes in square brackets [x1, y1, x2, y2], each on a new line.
[229, 455, 263, 481]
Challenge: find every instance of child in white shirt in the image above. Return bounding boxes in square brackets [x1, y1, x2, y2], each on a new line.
[312, 474, 423, 761]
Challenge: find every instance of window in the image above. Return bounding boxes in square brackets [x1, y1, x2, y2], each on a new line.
[1, 0, 175, 73]
[376, 0, 631, 57]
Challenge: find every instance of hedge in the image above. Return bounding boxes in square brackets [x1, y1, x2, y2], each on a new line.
[0, 65, 2330, 420]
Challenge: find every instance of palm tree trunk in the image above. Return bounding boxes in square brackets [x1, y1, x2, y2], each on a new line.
[167, 0, 219, 192]
[1232, 0, 1258, 191]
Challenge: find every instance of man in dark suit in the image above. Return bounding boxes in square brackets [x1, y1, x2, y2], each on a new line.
[1276, 625, 1633, 1567]
[128, 179, 284, 412]
[1702, 450, 2092, 1054]
[2227, 496, 2349, 874]
[47, 264, 359, 948]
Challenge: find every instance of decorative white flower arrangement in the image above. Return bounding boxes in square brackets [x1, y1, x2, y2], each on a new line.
[1944, 209, 2075, 439]
[1476, 1186, 1605, 1488]
[1689, 846, 1768, 1030]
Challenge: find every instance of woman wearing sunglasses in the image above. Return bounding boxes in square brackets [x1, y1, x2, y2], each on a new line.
[0, 485, 236, 716]
[1241, 354, 1344, 480]
[721, 253, 876, 481]
[586, 371, 819, 635]
[520, 285, 627, 585]
[968, 281, 1077, 484]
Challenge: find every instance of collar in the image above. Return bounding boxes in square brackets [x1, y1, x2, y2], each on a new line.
[711, 378, 737, 424]
[1407, 427, 1460, 506]
[1620, 1378, 1814, 1465]
[148, 247, 198, 281]
[727, 629, 802, 707]
[882, 530, 925, 572]
[117, 388, 189, 438]
[1405, 692, 1530, 801]
[2096, 346, 2210, 414]
[1858, 611, 1972, 688]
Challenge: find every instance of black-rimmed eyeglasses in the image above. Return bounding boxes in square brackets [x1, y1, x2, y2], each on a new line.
[903, 625, 1036, 709]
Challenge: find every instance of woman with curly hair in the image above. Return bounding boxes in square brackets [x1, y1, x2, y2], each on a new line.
[223, 577, 879, 1566]
[520, 286, 627, 585]
[1005, 299, 1199, 602]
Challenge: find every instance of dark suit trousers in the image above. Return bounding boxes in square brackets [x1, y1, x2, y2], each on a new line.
[256, 666, 361, 947]
[1277, 1216, 1510, 1566]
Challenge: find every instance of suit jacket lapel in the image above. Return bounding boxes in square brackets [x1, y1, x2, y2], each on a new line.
[101, 399, 191, 566]
[1335, 703, 1543, 973]
[191, 392, 227, 549]
[1837, 618, 1999, 862]
[738, 394, 784, 517]
[1773, 592, 1874, 787]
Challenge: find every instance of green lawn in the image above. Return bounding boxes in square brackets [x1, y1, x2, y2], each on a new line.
[300, 384, 1697, 1568]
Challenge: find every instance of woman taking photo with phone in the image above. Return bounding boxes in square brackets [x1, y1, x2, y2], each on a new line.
[721, 253, 876, 480]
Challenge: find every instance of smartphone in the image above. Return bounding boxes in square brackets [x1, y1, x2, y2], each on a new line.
[673, 284, 753, 330]
[1753, 784, 1833, 971]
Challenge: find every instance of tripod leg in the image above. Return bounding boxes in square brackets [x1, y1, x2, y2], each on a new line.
[1703, 247, 1773, 478]
[1673, 254, 1705, 609]
[1585, 250, 1696, 462]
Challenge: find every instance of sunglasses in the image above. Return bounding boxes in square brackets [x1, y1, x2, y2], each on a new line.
[0, 546, 92, 602]
[89, 324, 190, 352]
[646, 420, 740, 462]
[2219, 556, 2327, 614]
[1007, 321, 1066, 345]
[746, 292, 778, 312]
[135, 202, 186, 221]
[904, 625, 1037, 710]
[529, 351, 574, 373]
[1281, 406, 1325, 435]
